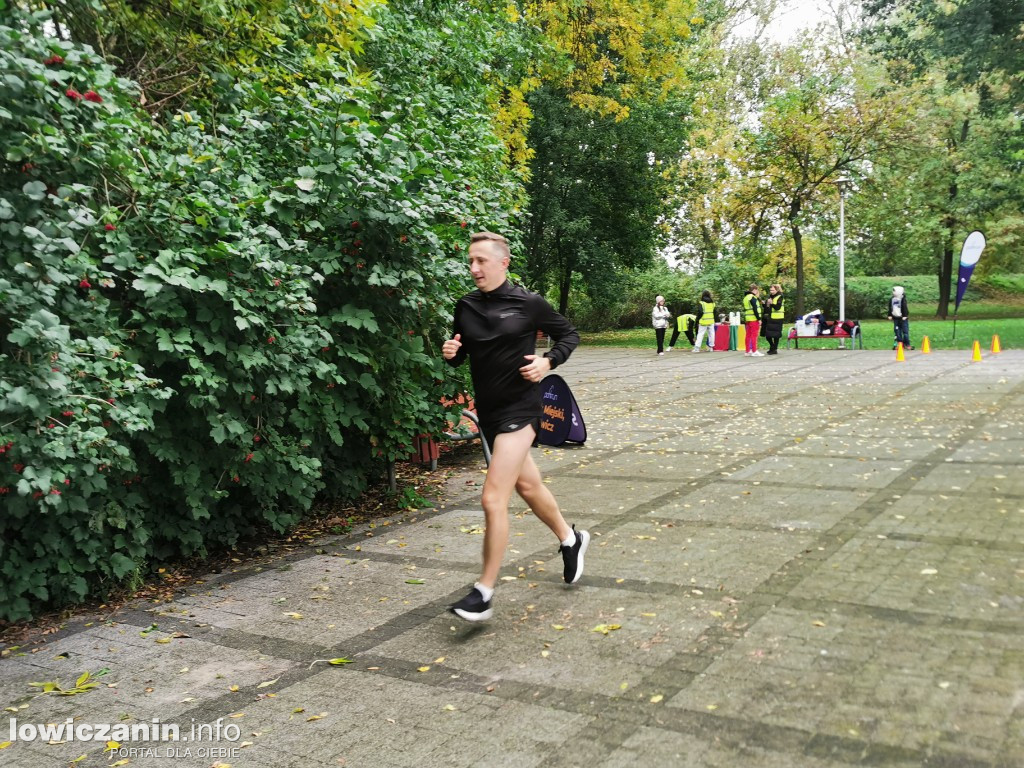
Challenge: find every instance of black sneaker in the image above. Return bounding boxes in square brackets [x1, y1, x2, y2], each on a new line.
[449, 587, 492, 621]
[559, 525, 590, 584]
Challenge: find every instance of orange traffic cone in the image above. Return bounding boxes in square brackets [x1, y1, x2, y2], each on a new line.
[992, 334, 1002, 353]
[921, 336, 931, 354]
[896, 342, 905, 362]
[972, 340, 982, 362]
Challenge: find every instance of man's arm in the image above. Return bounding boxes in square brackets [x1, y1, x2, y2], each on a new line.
[444, 302, 468, 367]
[532, 295, 579, 370]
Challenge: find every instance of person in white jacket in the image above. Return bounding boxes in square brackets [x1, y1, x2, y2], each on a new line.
[652, 295, 671, 355]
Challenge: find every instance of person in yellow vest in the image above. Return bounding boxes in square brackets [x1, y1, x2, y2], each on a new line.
[669, 312, 696, 350]
[762, 283, 785, 355]
[692, 290, 715, 353]
[742, 284, 764, 356]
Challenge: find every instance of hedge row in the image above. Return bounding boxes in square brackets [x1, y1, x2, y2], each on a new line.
[0, 11, 508, 621]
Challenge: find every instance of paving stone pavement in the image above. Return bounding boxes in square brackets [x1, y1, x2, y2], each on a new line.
[2, 347, 1023, 768]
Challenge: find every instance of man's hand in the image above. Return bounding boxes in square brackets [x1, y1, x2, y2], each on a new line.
[519, 354, 551, 382]
[442, 333, 462, 361]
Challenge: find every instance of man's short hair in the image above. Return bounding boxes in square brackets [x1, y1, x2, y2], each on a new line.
[470, 231, 510, 261]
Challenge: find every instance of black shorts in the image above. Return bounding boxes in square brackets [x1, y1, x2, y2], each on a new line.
[479, 415, 540, 451]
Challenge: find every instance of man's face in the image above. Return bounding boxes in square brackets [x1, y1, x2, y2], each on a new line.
[468, 241, 508, 292]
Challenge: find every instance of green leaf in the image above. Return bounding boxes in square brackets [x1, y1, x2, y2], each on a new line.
[22, 181, 46, 200]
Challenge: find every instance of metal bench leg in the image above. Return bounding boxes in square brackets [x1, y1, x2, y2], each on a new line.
[461, 409, 491, 467]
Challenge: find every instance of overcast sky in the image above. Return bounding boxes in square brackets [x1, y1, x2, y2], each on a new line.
[732, 0, 840, 43]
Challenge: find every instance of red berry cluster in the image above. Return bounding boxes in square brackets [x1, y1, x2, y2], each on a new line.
[44, 55, 64, 65]
[0, 441, 13, 455]
[65, 88, 103, 103]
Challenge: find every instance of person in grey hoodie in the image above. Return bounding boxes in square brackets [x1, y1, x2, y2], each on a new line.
[887, 285, 912, 350]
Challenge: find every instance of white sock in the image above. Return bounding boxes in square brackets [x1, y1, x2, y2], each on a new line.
[560, 531, 577, 548]
[474, 582, 494, 602]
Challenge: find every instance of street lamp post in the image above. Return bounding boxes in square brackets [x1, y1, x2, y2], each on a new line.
[835, 177, 851, 348]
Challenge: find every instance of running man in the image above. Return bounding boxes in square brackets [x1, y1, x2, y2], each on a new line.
[442, 231, 589, 621]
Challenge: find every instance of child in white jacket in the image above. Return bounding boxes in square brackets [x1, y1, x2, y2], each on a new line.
[652, 295, 671, 355]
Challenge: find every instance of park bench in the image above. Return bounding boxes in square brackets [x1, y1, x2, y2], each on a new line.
[786, 322, 862, 349]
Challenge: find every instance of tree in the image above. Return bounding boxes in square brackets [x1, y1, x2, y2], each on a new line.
[862, 0, 1024, 316]
[516, 0, 701, 311]
[713, 35, 912, 316]
[523, 87, 679, 313]
[864, 0, 1024, 110]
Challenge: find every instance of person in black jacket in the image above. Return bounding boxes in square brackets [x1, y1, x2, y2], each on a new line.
[442, 231, 589, 621]
[762, 284, 785, 355]
[887, 285, 912, 350]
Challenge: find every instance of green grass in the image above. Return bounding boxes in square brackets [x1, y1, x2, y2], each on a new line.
[581, 316, 1024, 351]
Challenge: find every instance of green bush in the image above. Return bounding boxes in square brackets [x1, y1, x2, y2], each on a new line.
[0, 9, 516, 621]
[0, 19, 170, 618]
[977, 273, 1024, 298]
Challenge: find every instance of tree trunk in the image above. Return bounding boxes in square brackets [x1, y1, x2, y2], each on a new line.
[936, 119, 969, 319]
[554, 231, 572, 316]
[558, 266, 572, 316]
[937, 214, 955, 320]
[789, 197, 804, 318]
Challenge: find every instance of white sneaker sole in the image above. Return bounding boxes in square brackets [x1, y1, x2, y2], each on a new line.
[453, 607, 493, 621]
[568, 530, 590, 584]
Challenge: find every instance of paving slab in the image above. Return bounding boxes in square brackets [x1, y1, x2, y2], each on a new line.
[2, 348, 1023, 767]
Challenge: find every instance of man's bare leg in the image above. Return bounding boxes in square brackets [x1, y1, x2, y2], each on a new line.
[477, 427, 536, 588]
[515, 450, 572, 542]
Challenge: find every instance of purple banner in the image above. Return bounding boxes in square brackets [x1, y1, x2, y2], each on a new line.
[955, 231, 986, 312]
[538, 375, 587, 446]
